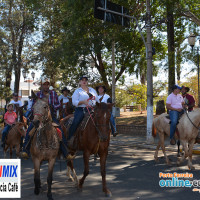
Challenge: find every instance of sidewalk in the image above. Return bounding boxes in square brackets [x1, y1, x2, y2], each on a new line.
[110, 134, 200, 154]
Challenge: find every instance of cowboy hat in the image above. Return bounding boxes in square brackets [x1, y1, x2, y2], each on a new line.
[61, 87, 70, 93]
[41, 77, 50, 85]
[96, 85, 106, 93]
[6, 103, 14, 109]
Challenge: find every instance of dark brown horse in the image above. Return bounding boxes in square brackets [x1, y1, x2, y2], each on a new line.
[15, 105, 27, 128]
[62, 102, 113, 197]
[59, 98, 74, 119]
[3, 122, 26, 158]
[30, 94, 60, 200]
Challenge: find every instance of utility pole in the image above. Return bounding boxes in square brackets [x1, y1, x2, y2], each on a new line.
[146, 0, 154, 143]
[112, 41, 115, 103]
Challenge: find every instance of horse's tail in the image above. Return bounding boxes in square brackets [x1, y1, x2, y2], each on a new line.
[152, 122, 157, 137]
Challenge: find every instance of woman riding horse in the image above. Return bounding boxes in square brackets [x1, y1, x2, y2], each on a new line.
[67, 75, 99, 144]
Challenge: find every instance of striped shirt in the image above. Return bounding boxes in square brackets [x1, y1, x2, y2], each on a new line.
[33, 90, 60, 112]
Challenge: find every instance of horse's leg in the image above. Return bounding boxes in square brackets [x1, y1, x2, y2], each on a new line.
[78, 151, 90, 189]
[34, 158, 41, 195]
[177, 141, 188, 166]
[177, 140, 181, 157]
[67, 160, 78, 186]
[99, 149, 112, 197]
[154, 140, 161, 162]
[16, 144, 20, 158]
[10, 146, 13, 158]
[4, 145, 9, 158]
[187, 139, 195, 170]
[47, 158, 56, 200]
[160, 133, 171, 165]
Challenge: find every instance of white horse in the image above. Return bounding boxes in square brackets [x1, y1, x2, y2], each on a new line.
[152, 108, 200, 170]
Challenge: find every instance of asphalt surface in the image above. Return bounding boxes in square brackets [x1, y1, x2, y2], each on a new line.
[1, 135, 200, 200]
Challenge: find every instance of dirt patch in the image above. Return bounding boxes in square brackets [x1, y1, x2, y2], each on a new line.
[116, 111, 147, 126]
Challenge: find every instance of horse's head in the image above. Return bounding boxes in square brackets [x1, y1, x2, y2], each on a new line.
[15, 122, 26, 137]
[32, 98, 51, 128]
[94, 102, 114, 140]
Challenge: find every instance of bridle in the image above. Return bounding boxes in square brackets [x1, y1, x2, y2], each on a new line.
[86, 105, 110, 142]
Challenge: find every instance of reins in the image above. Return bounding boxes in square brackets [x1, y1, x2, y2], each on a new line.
[184, 109, 200, 130]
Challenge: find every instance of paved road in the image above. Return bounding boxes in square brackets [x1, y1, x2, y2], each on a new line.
[1, 135, 200, 200]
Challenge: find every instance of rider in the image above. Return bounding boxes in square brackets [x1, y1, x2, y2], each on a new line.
[96, 85, 118, 137]
[181, 86, 195, 112]
[166, 85, 184, 145]
[21, 77, 74, 160]
[67, 76, 99, 143]
[1, 104, 17, 148]
[9, 93, 23, 112]
[24, 96, 33, 122]
[59, 87, 71, 118]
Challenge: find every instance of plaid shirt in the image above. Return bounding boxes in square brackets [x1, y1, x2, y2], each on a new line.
[33, 90, 60, 113]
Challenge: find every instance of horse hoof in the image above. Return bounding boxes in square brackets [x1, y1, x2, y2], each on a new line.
[47, 195, 53, 200]
[105, 192, 112, 197]
[189, 166, 195, 170]
[34, 188, 40, 195]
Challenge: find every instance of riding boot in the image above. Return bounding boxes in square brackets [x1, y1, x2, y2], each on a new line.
[21, 123, 34, 159]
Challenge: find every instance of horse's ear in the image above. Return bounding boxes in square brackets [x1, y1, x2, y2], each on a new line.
[31, 90, 38, 101]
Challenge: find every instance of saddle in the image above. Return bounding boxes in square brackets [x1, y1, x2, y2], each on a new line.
[65, 112, 94, 150]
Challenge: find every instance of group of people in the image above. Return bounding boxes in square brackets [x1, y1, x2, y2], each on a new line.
[166, 84, 196, 145]
[1, 76, 118, 160]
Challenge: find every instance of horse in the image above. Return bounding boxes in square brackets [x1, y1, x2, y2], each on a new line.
[15, 105, 28, 128]
[152, 108, 200, 170]
[62, 102, 113, 197]
[3, 122, 26, 158]
[59, 98, 74, 119]
[30, 93, 60, 200]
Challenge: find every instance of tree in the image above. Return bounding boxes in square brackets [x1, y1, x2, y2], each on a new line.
[0, 0, 36, 93]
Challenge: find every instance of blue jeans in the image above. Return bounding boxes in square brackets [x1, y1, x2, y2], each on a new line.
[68, 107, 87, 140]
[2, 125, 12, 143]
[169, 110, 184, 139]
[110, 113, 117, 135]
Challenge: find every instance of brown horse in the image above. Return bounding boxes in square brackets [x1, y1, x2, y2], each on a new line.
[62, 102, 113, 197]
[3, 122, 26, 158]
[59, 98, 74, 119]
[15, 105, 27, 128]
[30, 94, 60, 200]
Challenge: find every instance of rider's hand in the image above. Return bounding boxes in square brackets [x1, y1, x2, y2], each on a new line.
[84, 100, 89, 106]
[176, 108, 182, 112]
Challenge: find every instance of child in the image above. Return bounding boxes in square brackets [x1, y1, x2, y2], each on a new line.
[1, 104, 17, 148]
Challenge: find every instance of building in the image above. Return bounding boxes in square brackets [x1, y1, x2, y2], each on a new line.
[0, 80, 39, 108]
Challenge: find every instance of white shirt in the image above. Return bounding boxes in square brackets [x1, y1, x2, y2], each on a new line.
[27, 99, 33, 110]
[58, 95, 70, 108]
[9, 100, 23, 112]
[72, 87, 99, 107]
[98, 94, 111, 103]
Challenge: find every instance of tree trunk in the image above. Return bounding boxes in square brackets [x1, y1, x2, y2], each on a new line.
[167, 0, 175, 94]
[176, 46, 181, 82]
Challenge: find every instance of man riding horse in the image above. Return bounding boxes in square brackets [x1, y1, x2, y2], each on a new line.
[21, 77, 74, 160]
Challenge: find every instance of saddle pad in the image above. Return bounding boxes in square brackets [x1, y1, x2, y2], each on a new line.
[79, 113, 93, 131]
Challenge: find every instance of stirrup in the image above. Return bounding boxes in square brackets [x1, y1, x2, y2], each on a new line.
[66, 154, 75, 160]
[21, 152, 29, 160]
